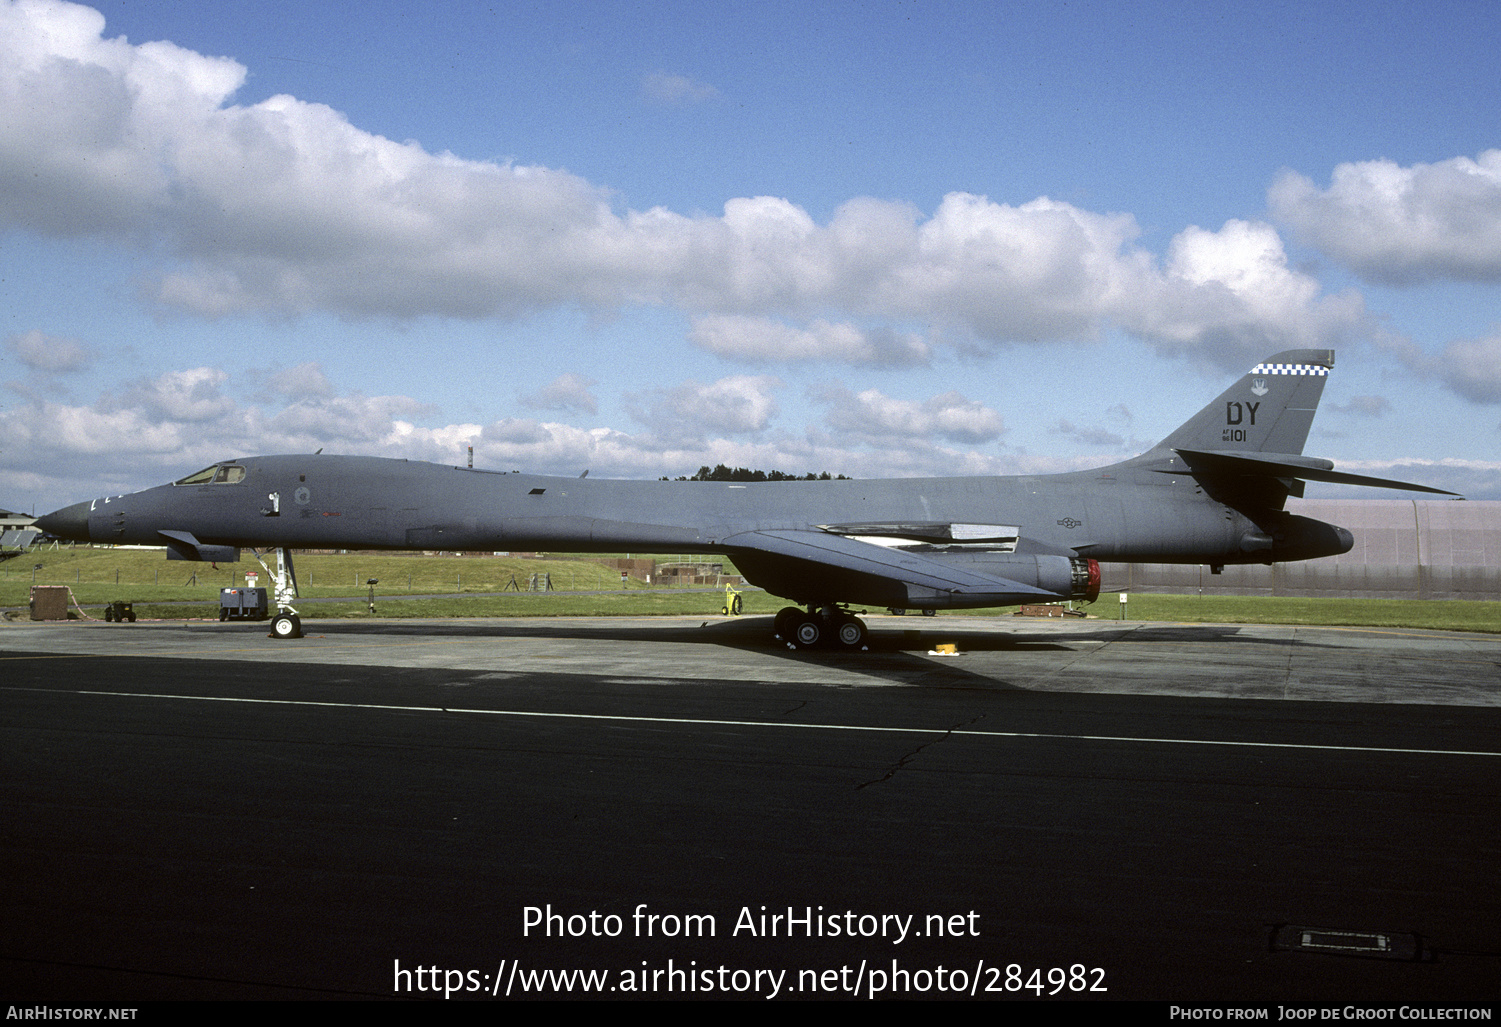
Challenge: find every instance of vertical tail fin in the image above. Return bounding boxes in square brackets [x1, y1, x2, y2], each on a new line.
[1155, 349, 1333, 457]
[1126, 349, 1454, 507]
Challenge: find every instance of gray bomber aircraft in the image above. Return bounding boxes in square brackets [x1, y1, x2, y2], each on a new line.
[36, 349, 1454, 646]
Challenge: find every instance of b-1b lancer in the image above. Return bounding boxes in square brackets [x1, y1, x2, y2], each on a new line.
[36, 350, 1453, 646]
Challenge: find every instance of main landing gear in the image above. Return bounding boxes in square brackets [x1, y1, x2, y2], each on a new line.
[773, 605, 869, 651]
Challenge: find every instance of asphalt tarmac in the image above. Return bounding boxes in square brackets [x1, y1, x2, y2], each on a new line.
[3, 614, 1499, 1002]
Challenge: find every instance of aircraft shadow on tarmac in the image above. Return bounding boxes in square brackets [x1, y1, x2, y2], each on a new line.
[291, 613, 1351, 654]
[270, 614, 1354, 692]
[290, 613, 1082, 654]
[270, 615, 1066, 691]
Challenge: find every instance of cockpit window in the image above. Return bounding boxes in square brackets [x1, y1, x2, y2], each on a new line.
[175, 466, 217, 485]
[175, 464, 246, 485]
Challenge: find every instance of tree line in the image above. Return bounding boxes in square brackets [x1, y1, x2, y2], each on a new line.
[662, 464, 851, 482]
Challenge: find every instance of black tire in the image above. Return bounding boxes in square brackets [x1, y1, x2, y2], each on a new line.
[270, 613, 303, 639]
[731, 595, 743, 615]
[834, 615, 867, 649]
[773, 606, 801, 639]
[219, 608, 229, 622]
[104, 608, 114, 622]
[791, 614, 822, 649]
[125, 612, 136, 623]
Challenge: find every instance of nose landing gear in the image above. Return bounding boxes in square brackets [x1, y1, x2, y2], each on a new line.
[252, 547, 303, 639]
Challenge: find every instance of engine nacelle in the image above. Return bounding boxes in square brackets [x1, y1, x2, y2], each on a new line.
[904, 553, 1101, 610]
[1073, 556, 1102, 603]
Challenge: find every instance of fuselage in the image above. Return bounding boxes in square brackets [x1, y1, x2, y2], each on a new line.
[50, 451, 1347, 568]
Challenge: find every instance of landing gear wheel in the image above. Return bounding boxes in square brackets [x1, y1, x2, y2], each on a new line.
[834, 615, 867, 649]
[773, 606, 802, 640]
[270, 613, 303, 639]
[790, 614, 823, 649]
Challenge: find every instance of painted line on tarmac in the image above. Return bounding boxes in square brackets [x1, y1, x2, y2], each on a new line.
[9, 685, 1501, 759]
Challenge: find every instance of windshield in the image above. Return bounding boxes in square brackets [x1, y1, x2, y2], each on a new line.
[175, 464, 245, 485]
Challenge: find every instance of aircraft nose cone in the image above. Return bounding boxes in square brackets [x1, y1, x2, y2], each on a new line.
[34, 501, 92, 542]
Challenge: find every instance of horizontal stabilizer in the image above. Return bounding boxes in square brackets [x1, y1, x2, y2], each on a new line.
[1172, 449, 1459, 495]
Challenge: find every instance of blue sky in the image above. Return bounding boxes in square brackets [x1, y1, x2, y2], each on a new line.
[3, 0, 1500, 514]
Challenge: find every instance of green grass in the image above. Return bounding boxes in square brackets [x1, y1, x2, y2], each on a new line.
[75, 596, 757, 623]
[2, 545, 764, 621]
[6, 545, 1497, 632]
[4, 546, 722, 602]
[291, 589, 787, 620]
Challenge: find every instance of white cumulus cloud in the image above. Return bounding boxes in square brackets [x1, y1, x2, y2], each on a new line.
[818, 387, 1004, 445]
[1270, 151, 1501, 285]
[1118, 219, 1367, 366]
[0, 0, 1365, 370]
[115, 367, 236, 423]
[1433, 333, 1501, 405]
[625, 375, 782, 444]
[689, 315, 932, 366]
[520, 373, 600, 415]
[4, 329, 94, 373]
